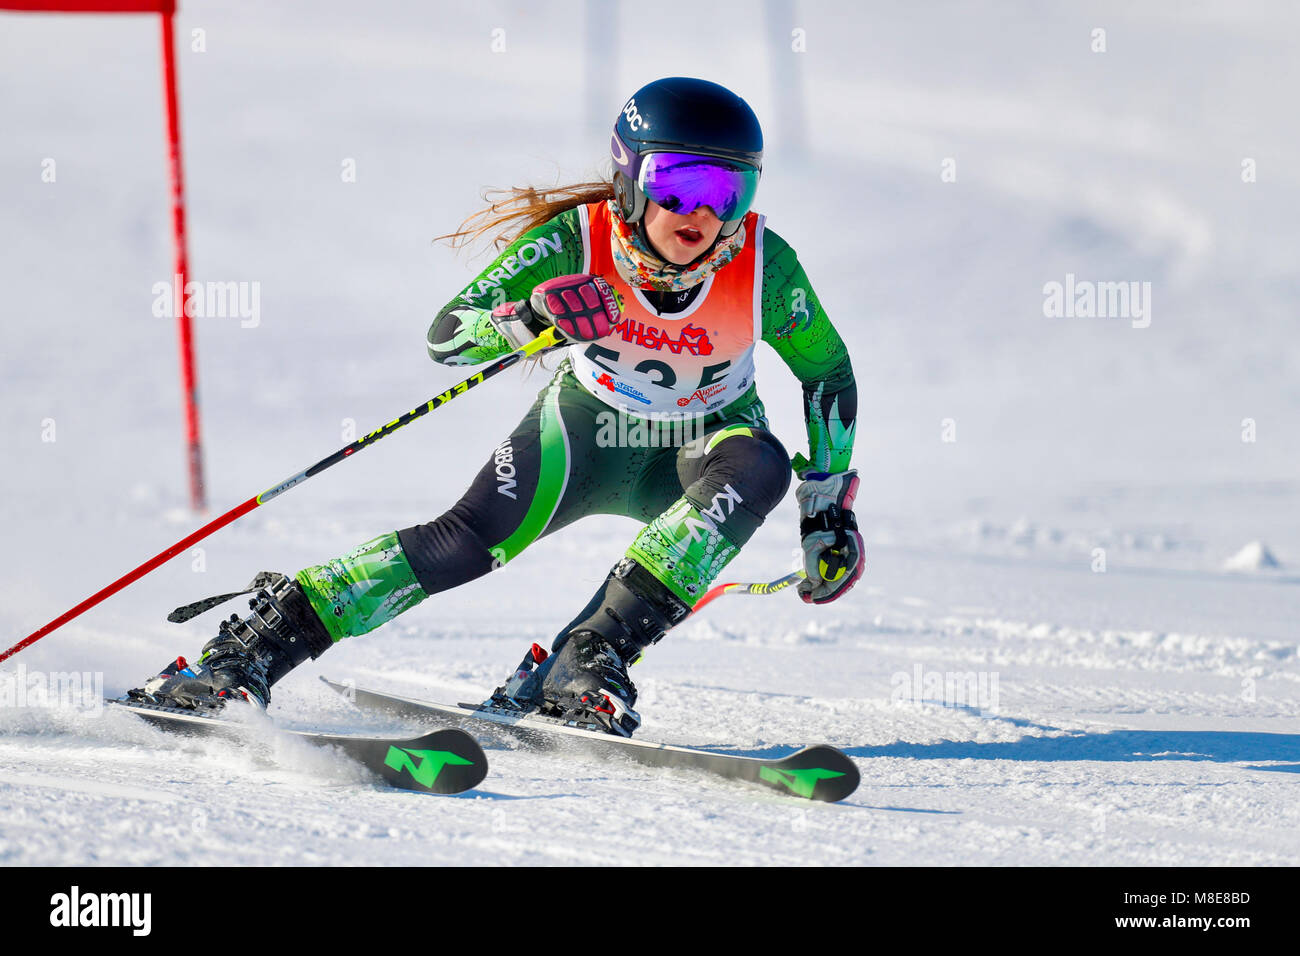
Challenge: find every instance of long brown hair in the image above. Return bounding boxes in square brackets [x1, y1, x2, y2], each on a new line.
[435, 178, 616, 375]
[436, 179, 616, 252]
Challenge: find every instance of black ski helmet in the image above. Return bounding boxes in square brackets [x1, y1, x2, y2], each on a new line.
[611, 77, 763, 238]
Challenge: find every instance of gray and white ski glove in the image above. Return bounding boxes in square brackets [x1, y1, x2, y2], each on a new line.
[490, 274, 624, 347]
[796, 469, 864, 605]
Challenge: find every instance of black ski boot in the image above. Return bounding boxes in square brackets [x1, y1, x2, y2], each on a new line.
[128, 573, 333, 712]
[537, 558, 690, 736]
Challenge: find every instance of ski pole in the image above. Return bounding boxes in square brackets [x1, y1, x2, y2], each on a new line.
[1, 327, 565, 665]
[691, 569, 807, 613]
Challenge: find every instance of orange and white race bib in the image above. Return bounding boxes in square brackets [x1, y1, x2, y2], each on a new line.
[571, 201, 764, 418]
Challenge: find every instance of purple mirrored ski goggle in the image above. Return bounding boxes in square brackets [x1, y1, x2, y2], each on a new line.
[613, 136, 760, 222]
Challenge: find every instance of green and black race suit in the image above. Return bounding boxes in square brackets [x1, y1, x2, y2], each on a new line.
[428, 204, 856, 475]
[294, 205, 857, 642]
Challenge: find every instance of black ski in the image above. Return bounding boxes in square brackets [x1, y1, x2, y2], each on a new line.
[320, 677, 860, 803]
[108, 697, 488, 795]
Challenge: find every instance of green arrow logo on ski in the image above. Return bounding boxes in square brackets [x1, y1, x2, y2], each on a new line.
[759, 765, 845, 799]
[384, 746, 475, 789]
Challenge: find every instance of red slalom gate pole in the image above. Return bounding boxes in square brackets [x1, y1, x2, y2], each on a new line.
[0, 1, 169, 11]
[0, 1, 207, 511]
[0, 330, 565, 666]
[158, 2, 207, 512]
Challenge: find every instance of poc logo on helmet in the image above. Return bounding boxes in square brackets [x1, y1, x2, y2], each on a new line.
[622, 97, 644, 131]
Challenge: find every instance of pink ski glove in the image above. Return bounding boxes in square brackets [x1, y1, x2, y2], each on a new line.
[528, 274, 624, 342]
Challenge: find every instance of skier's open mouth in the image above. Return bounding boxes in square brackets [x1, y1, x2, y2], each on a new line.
[675, 227, 704, 245]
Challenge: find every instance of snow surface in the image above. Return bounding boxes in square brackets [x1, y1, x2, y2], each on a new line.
[1, 1, 1297, 866]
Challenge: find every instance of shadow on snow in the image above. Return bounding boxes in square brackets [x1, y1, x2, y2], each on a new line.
[844, 730, 1300, 765]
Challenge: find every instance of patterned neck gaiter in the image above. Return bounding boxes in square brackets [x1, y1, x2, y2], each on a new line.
[607, 200, 747, 292]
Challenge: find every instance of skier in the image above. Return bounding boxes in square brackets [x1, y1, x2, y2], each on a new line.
[130, 76, 863, 736]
